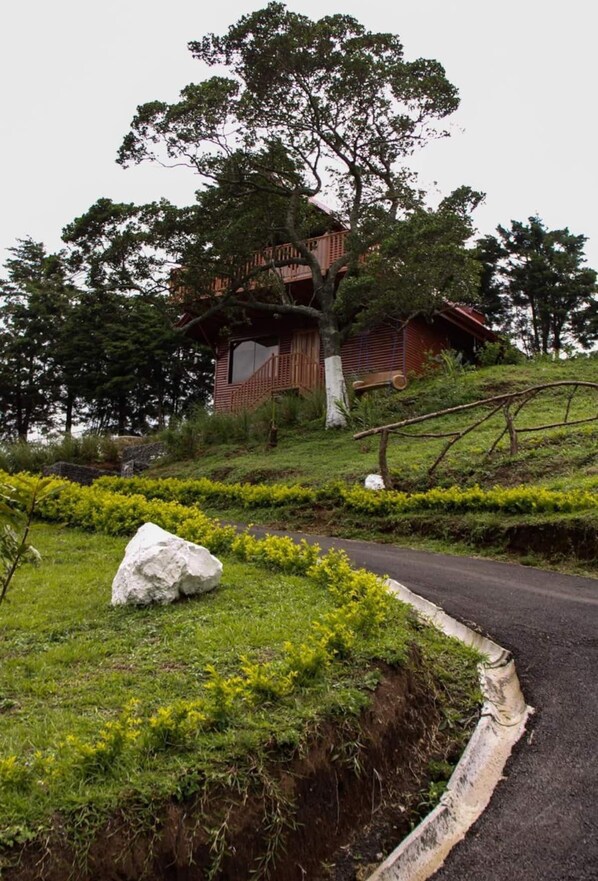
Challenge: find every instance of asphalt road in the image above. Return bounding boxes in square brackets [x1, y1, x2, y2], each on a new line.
[258, 528, 598, 881]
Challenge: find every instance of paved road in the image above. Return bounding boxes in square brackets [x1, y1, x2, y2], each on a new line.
[258, 529, 598, 881]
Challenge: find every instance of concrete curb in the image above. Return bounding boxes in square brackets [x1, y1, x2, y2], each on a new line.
[366, 579, 533, 881]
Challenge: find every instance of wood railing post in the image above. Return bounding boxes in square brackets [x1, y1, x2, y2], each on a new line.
[379, 430, 391, 489]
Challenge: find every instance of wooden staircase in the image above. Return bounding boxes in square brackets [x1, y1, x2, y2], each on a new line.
[230, 352, 323, 412]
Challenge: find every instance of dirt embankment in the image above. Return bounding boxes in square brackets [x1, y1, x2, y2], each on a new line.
[5, 655, 462, 881]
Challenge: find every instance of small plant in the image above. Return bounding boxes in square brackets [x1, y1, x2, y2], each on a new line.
[143, 700, 206, 752]
[203, 665, 247, 728]
[0, 474, 57, 607]
[240, 657, 296, 702]
[477, 340, 525, 367]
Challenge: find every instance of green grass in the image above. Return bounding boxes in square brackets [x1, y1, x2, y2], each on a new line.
[155, 358, 598, 494]
[0, 524, 481, 855]
[144, 358, 598, 572]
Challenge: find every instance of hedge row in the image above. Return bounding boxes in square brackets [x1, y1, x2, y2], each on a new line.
[1, 473, 393, 795]
[97, 474, 598, 517]
[340, 483, 598, 516]
[96, 474, 317, 509]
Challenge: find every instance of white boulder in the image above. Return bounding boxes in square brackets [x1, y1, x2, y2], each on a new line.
[111, 522, 222, 606]
[364, 473, 385, 491]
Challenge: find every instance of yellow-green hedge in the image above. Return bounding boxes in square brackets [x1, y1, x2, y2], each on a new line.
[96, 474, 317, 508]
[0, 472, 393, 793]
[97, 474, 598, 517]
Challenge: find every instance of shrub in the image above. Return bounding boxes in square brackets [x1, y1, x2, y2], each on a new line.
[0, 471, 402, 793]
[0, 435, 121, 475]
[477, 341, 525, 367]
[97, 472, 598, 521]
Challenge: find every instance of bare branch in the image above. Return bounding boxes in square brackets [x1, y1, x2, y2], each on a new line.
[353, 382, 598, 439]
[428, 404, 504, 475]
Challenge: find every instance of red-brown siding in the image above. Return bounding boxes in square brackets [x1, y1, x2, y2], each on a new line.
[340, 326, 405, 378]
[213, 320, 406, 410]
[213, 317, 308, 412]
[211, 312, 493, 411]
[404, 317, 452, 374]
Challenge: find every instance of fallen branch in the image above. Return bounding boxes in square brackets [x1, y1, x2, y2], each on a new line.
[354, 381, 598, 485]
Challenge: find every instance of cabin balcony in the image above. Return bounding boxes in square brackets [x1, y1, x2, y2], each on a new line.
[230, 352, 323, 413]
[212, 229, 349, 292]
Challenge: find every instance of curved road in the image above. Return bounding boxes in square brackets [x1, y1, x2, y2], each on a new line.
[263, 529, 598, 881]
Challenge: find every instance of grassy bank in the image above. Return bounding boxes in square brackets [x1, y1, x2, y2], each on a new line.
[144, 358, 597, 572]
[155, 358, 598, 494]
[0, 522, 481, 878]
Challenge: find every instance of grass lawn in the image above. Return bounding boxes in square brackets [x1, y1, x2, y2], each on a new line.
[154, 359, 598, 494]
[141, 359, 598, 573]
[0, 524, 481, 877]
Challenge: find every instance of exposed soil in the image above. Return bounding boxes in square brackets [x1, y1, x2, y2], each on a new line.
[4, 655, 462, 881]
[257, 505, 598, 568]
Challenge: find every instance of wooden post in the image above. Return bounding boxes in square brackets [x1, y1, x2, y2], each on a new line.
[379, 429, 391, 489]
[503, 404, 518, 456]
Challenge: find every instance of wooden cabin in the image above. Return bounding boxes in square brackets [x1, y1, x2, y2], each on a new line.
[179, 226, 498, 413]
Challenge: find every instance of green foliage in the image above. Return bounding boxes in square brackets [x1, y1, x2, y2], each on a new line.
[0, 239, 74, 440]
[0, 232, 214, 440]
[64, 702, 142, 780]
[476, 340, 525, 367]
[477, 216, 597, 355]
[0, 483, 466, 822]
[97, 474, 317, 510]
[336, 188, 484, 333]
[97, 471, 598, 520]
[143, 701, 206, 752]
[340, 483, 598, 517]
[0, 473, 58, 606]
[0, 492, 482, 861]
[161, 390, 326, 460]
[0, 434, 120, 474]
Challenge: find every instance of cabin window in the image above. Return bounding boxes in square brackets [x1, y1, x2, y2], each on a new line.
[228, 336, 279, 384]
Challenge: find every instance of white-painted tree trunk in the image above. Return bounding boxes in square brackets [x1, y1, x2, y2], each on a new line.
[324, 354, 349, 429]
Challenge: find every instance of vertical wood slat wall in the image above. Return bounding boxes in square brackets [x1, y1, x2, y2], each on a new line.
[213, 322, 406, 411]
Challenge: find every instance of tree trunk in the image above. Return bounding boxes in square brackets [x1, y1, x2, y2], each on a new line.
[318, 313, 348, 429]
[117, 397, 127, 436]
[64, 392, 74, 435]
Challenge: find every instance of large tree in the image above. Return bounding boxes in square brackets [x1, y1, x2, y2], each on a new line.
[0, 239, 74, 440]
[0, 233, 213, 440]
[477, 217, 597, 355]
[110, 3, 469, 427]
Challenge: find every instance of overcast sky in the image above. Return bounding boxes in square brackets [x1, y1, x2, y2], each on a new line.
[1, 0, 597, 270]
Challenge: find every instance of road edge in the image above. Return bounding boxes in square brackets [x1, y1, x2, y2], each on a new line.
[366, 578, 533, 881]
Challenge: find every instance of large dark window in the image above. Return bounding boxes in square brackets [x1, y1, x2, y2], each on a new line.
[229, 336, 279, 384]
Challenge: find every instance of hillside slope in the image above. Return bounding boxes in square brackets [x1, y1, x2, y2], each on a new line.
[143, 358, 598, 574]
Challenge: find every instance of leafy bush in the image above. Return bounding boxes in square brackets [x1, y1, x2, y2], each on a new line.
[161, 390, 326, 460]
[97, 474, 318, 509]
[97, 472, 598, 520]
[340, 483, 598, 516]
[0, 474, 60, 607]
[0, 471, 403, 796]
[0, 435, 120, 474]
[477, 341, 525, 367]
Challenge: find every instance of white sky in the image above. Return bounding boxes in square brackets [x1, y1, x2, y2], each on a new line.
[1, 0, 597, 269]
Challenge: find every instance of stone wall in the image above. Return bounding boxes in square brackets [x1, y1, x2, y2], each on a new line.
[42, 462, 115, 485]
[120, 442, 166, 476]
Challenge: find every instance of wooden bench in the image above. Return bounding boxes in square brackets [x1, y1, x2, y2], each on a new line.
[352, 371, 407, 394]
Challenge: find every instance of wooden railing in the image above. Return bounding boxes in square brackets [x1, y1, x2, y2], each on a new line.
[213, 230, 348, 292]
[230, 352, 323, 412]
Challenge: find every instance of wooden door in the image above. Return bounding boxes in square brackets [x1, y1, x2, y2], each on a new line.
[291, 329, 320, 388]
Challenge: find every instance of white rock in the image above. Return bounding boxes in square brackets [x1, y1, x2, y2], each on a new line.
[364, 473, 385, 491]
[111, 522, 222, 606]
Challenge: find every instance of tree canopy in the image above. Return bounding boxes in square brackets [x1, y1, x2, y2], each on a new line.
[92, 2, 477, 427]
[477, 217, 597, 355]
[0, 239, 213, 441]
